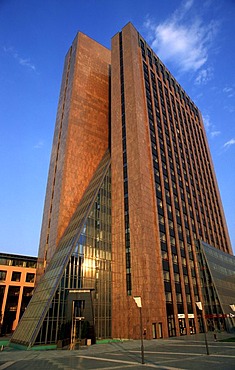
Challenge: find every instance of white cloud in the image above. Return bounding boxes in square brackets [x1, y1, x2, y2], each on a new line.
[195, 67, 213, 85]
[223, 86, 234, 98]
[223, 87, 233, 93]
[202, 114, 221, 139]
[223, 139, 235, 149]
[211, 131, 221, 138]
[202, 114, 211, 132]
[144, 0, 219, 74]
[34, 141, 44, 149]
[19, 58, 35, 70]
[3, 46, 36, 71]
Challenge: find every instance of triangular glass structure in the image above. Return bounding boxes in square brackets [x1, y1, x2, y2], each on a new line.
[196, 240, 235, 332]
[10, 151, 111, 348]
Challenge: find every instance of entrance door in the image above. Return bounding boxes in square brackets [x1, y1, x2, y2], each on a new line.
[178, 318, 186, 335]
[189, 318, 195, 334]
[158, 322, 163, 338]
[152, 323, 157, 339]
[168, 315, 176, 337]
[70, 300, 85, 349]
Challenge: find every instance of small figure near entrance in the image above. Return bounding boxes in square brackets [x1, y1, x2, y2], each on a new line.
[214, 330, 218, 342]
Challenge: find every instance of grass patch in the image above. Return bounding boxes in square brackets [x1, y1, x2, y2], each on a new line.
[9, 342, 57, 350]
[219, 337, 235, 342]
[96, 339, 125, 344]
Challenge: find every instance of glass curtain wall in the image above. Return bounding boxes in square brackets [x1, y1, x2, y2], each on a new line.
[35, 167, 112, 345]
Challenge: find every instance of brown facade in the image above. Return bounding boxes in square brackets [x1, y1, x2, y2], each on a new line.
[37, 33, 111, 280]
[111, 24, 167, 339]
[111, 23, 232, 339]
[35, 23, 232, 341]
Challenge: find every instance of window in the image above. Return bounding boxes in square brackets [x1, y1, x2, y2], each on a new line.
[0, 270, 7, 281]
[163, 270, 170, 281]
[184, 275, 189, 283]
[172, 254, 178, 263]
[165, 292, 172, 302]
[157, 198, 163, 212]
[26, 273, 35, 283]
[174, 273, 180, 282]
[164, 281, 171, 292]
[159, 215, 165, 225]
[162, 250, 168, 260]
[176, 293, 182, 303]
[170, 236, 175, 246]
[11, 271, 21, 282]
[162, 259, 169, 271]
[152, 323, 157, 339]
[186, 294, 192, 303]
[160, 232, 166, 242]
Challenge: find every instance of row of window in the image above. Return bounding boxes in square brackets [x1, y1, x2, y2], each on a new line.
[0, 270, 35, 283]
[144, 54, 228, 251]
[142, 50, 201, 310]
[0, 258, 36, 268]
[139, 37, 199, 121]
[119, 32, 132, 296]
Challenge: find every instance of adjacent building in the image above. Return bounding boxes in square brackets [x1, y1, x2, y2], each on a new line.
[10, 23, 233, 349]
[0, 253, 36, 335]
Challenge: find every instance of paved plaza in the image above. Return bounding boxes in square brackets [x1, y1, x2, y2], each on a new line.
[0, 332, 235, 369]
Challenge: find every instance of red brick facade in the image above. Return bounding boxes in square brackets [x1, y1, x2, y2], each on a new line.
[37, 33, 110, 280]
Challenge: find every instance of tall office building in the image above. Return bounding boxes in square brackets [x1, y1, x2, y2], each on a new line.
[111, 23, 232, 339]
[10, 23, 233, 348]
[37, 31, 111, 281]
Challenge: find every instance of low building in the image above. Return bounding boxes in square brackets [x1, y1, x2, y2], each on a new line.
[0, 252, 37, 335]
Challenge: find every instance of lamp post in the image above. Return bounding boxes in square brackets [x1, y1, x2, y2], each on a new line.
[70, 301, 76, 350]
[134, 296, 144, 364]
[196, 301, 209, 355]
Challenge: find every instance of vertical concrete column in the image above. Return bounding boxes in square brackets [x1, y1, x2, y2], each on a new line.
[1, 285, 9, 323]
[12, 285, 24, 331]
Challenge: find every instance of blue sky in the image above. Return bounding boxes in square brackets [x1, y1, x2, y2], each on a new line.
[0, 0, 234, 256]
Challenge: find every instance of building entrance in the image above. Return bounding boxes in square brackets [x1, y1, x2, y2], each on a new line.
[67, 289, 95, 348]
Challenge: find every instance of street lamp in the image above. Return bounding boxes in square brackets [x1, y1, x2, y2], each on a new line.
[230, 305, 235, 321]
[196, 301, 209, 355]
[134, 296, 144, 364]
[229, 304, 235, 313]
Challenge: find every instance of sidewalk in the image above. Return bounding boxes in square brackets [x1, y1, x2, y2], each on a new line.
[0, 332, 234, 369]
